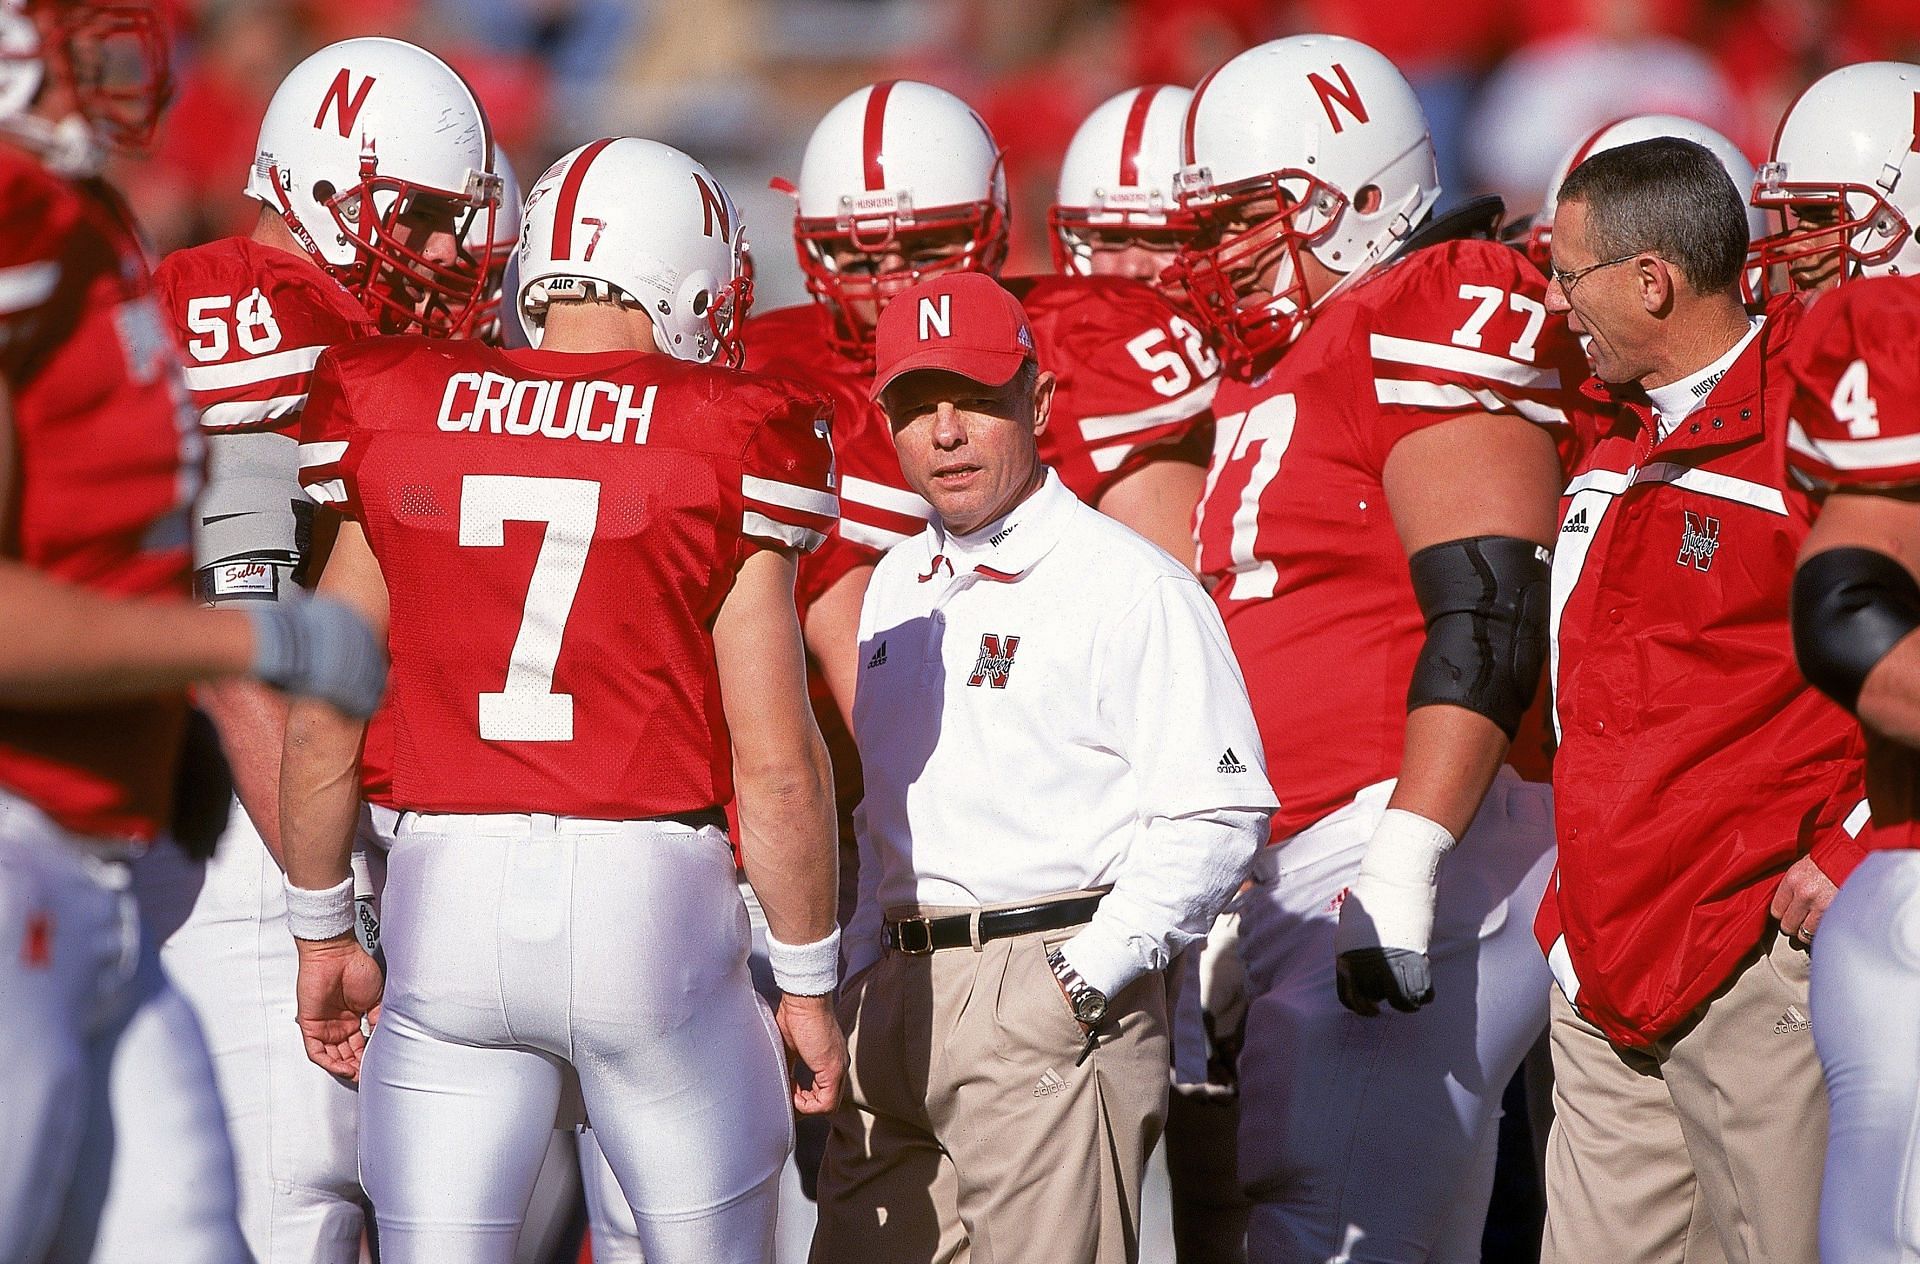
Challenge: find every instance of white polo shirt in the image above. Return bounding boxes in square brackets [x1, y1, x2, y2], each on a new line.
[848, 468, 1279, 997]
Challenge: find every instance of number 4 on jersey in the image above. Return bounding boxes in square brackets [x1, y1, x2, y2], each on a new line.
[1830, 358, 1879, 439]
[459, 474, 599, 742]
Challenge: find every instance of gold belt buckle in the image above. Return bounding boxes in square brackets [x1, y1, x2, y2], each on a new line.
[891, 916, 936, 955]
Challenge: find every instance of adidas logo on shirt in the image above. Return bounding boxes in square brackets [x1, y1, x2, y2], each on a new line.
[1563, 508, 1590, 534]
[866, 641, 888, 670]
[1218, 749, 1247, 774]
[1774, 1005, 1810, 1035]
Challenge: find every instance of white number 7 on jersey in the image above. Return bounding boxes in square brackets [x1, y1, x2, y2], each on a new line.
[459, 474, 600, 742]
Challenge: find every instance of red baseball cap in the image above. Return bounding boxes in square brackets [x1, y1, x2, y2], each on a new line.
[869, 272, 1036, 401]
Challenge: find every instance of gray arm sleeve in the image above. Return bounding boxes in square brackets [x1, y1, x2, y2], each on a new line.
[194, 430, 312, 604]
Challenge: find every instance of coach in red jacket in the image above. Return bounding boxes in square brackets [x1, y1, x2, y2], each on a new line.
[1537, 137, 1872, 1264]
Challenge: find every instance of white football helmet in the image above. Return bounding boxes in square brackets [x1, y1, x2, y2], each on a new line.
[787, 79, 1007, 358]
[1169, 35, 1440, 362]
[1050, 85, 1195, 277]
[0, 0, 169, 176]
[1529, 114, 1772, 269]
[517, 137, 750, 365]
[245, 37, 499, 335]
[457, 145, 520, 343]
[1750, 61, 1920, 296]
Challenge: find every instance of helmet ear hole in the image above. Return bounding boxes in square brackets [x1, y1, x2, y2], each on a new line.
[312, 180, 335, 203]
[691, 290, 710, 317]
[1355, 184, 1383, 214]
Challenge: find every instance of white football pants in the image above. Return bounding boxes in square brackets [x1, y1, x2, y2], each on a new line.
[1813, 848, 1920, 1264]
[362, 811, 791, 1264]
[1236, 770, 1556, 1264]
[0, 791, 247, 1264]
[133, 800, 387, 1264]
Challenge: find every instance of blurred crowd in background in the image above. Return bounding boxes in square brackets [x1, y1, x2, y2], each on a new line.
[118, 0, 1920, 312]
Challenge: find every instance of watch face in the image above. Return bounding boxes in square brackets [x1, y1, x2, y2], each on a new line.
[1072, 990, 1108, 1024]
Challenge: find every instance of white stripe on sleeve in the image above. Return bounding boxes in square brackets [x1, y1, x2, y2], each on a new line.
[180, 345, 326, 392]
[742, 474, 839, 518]
[199, 393, 307, 431]
[0, 261, 59, 316]
[742, 510, 825, 552]
[1369, 334, 1562, 390]
[1076, 377, 1219, 443]
[297, 441, 349, 469]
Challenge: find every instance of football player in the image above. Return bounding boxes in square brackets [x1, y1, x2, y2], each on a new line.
[1049, 84, 1195, 288]
[1784, 274, 1920, 1264]
[1167, 35, 1584, 1261]
[1749, 61, 1920, 297]
[0, 3, 384, 1260]
[146, 37, 499, 1264]
[284, 137, 845, 1263]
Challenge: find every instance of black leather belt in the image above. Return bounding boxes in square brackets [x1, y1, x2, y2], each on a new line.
[883, 894, 1104, 955]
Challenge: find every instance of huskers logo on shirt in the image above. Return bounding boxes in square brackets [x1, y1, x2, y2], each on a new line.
[1677, 509, 1721, 572]
[968, 633, 1020, 688]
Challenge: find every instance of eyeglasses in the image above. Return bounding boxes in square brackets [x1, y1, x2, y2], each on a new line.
[1547, 251, 1645, 293]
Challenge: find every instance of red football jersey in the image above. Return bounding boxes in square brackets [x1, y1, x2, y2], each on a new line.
[743, 303, 929, 612]
[299, 339, 837, 817]
[1004, 273, 1219, 504]
[0, 149, 201, 840]
[154, 237, 375, 437]
[153, 235, 398, 803]
[1198, 239, 1587, 837]
[1787, 275, 1920, 845]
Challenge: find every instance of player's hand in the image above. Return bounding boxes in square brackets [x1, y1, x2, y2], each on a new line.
[1335, 945, 1434, 1016]
[246, 595, 388, 717]
[776, 991, 848, 1116]
[1333, 880, 1438, 1016]
[294, 934, 385, 1081]
[1771, 854, 1840, 944]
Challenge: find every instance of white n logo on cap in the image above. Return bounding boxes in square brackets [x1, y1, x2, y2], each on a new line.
[918, 294, 952, 341]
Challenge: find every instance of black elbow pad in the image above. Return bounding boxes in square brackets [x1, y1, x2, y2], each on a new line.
[1405, 535, 1552, 739]
[1792, 546, 1920, 714]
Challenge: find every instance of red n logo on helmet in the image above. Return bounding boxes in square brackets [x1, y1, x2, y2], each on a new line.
[1307, 64, 1369, 135]
[694, 173, 731, 240]
[314, 68, 377, 139]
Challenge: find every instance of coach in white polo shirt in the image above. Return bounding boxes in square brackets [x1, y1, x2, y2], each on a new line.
[808, 271, 1277, 1264]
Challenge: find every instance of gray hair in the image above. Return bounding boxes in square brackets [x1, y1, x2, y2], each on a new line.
[1556, 137, 1750, 296]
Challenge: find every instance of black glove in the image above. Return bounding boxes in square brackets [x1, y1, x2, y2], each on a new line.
[1335, 946, 1434, 1017]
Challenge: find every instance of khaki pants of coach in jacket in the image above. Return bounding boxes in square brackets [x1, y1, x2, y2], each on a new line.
[810, 916, 1170, 1264]
[1541, 929, 1827, 1264]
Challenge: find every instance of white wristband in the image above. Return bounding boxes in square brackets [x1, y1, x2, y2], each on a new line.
[283, 874, 355, 941]
[767, 926, 841, 996]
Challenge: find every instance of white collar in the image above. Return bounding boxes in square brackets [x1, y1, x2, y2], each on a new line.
[1646, 313, 1765, 438]
[924, 467, 1073, 583]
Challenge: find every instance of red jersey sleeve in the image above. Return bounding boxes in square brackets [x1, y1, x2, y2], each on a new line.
[1361, 240, 1584, 467]
[0, 164, 84, 387]
[1015, 275, 1221, 503]
[1787, 278, 1920, 490]
[295, 347, 366, 520]
[739, 378, 838, 556]
[154, 240, 376, 437]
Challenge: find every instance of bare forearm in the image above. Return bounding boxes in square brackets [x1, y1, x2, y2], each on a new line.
[0, 565, 253, 704]
[199, 677, 293, 862]
[279, 696, 365, 890]
[1385, 705, 1509, 838]
[1858, 631, 1920, 748]
[735, 732, 838, 945]
[1094, 459, 1206, 570]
